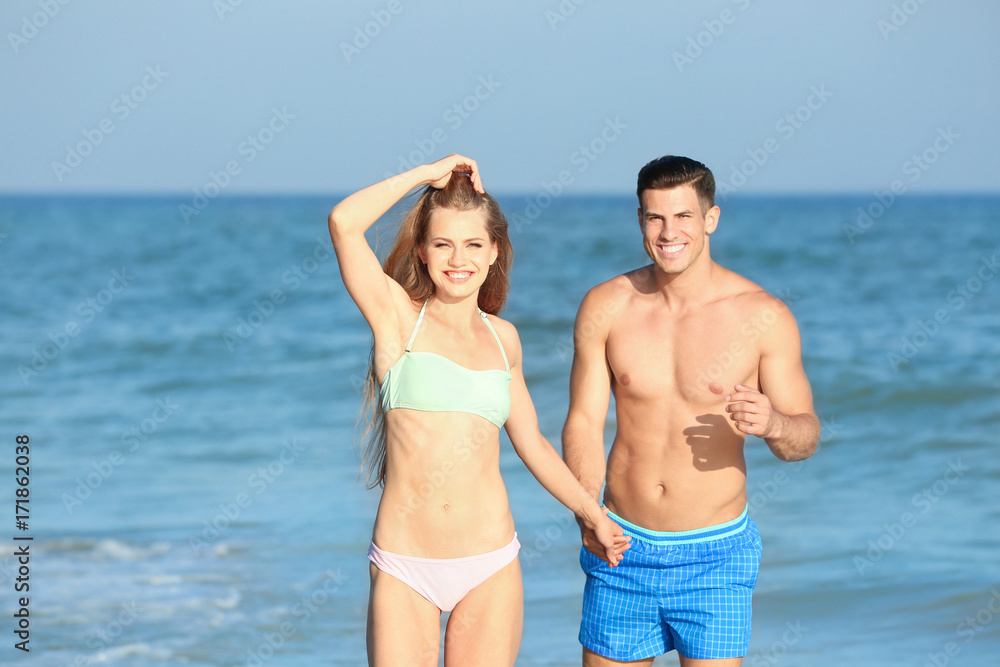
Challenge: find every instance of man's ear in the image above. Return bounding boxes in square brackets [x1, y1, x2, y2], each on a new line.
[705, 205, 720, 235]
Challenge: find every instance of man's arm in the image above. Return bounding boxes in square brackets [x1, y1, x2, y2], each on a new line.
[562, 285, 616, 500]
[726, 298, 820, 461]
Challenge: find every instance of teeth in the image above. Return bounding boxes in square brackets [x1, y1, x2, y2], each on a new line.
[447, 272, 471, 278]
[661, 244, 684, 253]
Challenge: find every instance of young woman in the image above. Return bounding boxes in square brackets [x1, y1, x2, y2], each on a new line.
[328, 154, 628, 666]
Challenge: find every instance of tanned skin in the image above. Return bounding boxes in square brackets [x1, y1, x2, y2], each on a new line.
[563, 184, 820, 667]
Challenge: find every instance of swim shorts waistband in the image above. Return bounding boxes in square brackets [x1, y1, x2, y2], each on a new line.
[606, 505, 749, 545]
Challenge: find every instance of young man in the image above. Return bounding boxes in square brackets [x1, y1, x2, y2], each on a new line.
[563, 156, 820, 666]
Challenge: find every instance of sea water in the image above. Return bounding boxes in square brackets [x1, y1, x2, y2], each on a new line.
[0, 193, 997, 665]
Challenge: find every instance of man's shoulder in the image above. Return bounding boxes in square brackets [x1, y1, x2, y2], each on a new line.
[578, 267, 652, 315]
[716, 266, 791, 313]
[712, 268, 800, 344]
[585, 266, 653, 299]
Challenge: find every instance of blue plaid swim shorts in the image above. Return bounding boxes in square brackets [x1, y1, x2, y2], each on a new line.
[579, 506, 762, 661]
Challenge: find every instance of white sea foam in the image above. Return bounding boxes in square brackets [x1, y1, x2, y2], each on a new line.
[99, 643, 173, 661]
[214, 589, 242, 609]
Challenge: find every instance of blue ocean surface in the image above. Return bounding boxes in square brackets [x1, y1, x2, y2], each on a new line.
[0, 193, 998, 666]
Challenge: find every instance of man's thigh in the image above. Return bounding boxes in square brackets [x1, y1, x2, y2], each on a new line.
[583, 646, 654, 666]
[663, 523, 761, 661]
[579, 544, 671, 661]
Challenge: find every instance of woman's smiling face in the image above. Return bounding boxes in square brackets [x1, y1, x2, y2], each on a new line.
[419, 207, 498, 300]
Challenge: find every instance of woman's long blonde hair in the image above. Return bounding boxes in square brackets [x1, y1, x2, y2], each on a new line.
[358, 174, 513, 488]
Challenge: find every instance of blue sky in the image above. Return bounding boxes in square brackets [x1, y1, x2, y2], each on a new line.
[2, 0, 998, 194]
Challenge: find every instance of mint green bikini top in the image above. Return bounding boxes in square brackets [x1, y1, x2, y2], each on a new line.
[379, 301, 512, 428]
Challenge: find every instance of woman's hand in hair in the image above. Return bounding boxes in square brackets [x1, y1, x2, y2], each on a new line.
[424, 153, 484, 194]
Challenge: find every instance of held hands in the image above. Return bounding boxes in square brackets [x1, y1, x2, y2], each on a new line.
[422, 153, 484, 194]
[725, 383, 780, 439]
[580, 507, 631, 567]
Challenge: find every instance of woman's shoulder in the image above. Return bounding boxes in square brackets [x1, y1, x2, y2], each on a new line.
[481, 311, 522, 355]
[482, 310, 518, 336]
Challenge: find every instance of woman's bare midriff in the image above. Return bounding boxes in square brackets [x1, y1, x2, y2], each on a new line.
[372, 409, 516, 558]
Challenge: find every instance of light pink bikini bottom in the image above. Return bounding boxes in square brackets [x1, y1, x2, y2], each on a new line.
[367, 533, 520, 612]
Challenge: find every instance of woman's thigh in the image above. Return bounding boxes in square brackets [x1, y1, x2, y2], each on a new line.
[367, 563, 442, 667]
[443, 556, 523, 667]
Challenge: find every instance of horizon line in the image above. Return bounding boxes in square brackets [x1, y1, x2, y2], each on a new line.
[2, 188, 999, 199]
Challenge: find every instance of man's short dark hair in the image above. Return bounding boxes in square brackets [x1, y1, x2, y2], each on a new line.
[637, 156, 715, 214]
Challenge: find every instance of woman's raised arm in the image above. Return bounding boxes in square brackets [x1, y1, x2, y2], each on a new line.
[327, 154, 482, 333]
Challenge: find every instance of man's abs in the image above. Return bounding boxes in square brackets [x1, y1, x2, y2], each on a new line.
[602, 420, 748, 532]
[599, 271, 771, 531]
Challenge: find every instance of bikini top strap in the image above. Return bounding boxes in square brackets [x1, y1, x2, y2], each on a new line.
[479, 309, 510, 373]
[405, 301, 428, 352]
